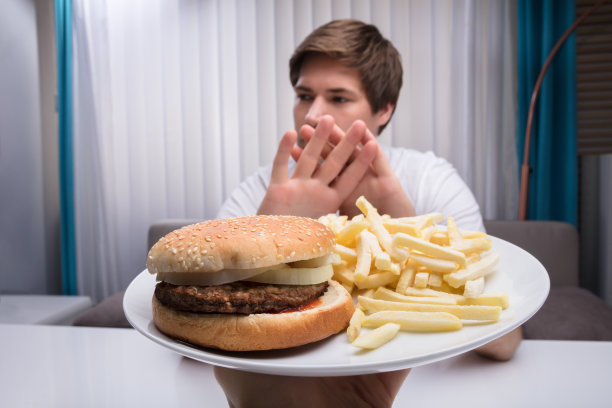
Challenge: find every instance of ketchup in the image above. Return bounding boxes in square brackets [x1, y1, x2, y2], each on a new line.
[278, 297, 323, 314]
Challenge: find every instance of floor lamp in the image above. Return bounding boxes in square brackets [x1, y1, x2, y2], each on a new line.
[518, 0, 609, 220]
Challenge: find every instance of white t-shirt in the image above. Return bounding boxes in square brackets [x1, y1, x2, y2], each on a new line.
[217, 144, 484, 232]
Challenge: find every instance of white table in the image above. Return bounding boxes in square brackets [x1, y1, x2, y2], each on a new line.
[0, 295, 92, 324]
[0, 324, 610, 407]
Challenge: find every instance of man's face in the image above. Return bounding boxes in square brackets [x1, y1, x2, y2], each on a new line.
[293, 55, 392, 144]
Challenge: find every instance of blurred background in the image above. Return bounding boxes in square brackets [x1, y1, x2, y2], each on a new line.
[1, 0, 610, 306]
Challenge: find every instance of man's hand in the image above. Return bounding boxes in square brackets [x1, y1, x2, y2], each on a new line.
[214, 366, 411, 408]
[475, 326, 523, 361]
[293, 123, 415, 218]
[258, 116, 377, 218]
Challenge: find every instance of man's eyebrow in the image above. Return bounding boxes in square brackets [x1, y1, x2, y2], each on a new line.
[327, 88, 351, 94]
[295, 85, 356, 95]
[295, 85, 312, 92]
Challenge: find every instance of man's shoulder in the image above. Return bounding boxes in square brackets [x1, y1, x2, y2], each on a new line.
[381, 144, 446, 169]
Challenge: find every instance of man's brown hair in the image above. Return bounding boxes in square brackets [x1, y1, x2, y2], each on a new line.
[289, 19, 403, 133]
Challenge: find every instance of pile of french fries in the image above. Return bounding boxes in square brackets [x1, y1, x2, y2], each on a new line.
[318, 196, 509, 350]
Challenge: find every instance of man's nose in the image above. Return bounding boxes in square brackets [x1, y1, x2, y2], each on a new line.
[304, 96, 326, 127]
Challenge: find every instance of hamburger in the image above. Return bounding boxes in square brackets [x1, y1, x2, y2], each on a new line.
[146, 215, 354, 351]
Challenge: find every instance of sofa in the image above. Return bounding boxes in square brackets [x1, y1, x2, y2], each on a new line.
[74, 219, 612, 341]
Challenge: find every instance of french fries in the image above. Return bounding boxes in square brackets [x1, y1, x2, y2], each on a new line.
[319, 196, 508, 351]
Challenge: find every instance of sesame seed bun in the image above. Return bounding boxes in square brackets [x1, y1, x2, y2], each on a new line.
[152, 279, 354, 351]
[146, 215, 336, 274]
[147, 215, 354, 351]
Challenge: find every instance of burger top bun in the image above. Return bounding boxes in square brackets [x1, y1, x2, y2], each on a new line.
[146, 215, 335, 274]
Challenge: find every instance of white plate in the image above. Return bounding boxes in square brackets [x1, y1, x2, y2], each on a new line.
[124, 236, 549, 376]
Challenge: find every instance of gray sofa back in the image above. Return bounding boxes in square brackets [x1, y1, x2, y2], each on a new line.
[483, 220, 579, 287]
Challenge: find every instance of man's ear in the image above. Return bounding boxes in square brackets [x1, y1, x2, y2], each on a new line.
[376, 103, 394, 128]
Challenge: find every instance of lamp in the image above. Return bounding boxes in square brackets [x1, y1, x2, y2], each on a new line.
[518, 0, 609, 220]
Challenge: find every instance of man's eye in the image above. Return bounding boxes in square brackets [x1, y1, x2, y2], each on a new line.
[297, 94, 313, 101]
[332, 96, 348, 103]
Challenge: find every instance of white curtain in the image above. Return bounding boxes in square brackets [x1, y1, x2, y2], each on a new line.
[72, 0, 517, 302]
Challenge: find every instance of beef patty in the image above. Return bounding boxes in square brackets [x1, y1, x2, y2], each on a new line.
[154, 280, 329, 315]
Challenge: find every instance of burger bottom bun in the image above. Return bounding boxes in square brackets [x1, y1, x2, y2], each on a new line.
[152, 280, 355, 351]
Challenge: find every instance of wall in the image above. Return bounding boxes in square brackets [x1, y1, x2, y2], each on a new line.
[601, 155, 612, 305]
[0, 0, 60, 294]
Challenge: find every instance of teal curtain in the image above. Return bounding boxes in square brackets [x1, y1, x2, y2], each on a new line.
[55, 0, 77, 295]
[517, 0, 578, 226]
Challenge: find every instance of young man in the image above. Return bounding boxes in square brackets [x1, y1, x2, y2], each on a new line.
[217, 20, 484, 232]
[215, 19, 521, 407]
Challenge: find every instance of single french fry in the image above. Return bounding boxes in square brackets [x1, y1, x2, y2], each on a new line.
[354, 234, 373, 280]
[394, 212, 444, 225]
[409, 253, 457, 273]
[374, 287, 457, 305]
[347, 308, 366, 342]
[447, 216, 466, 248]
[458, 292, 509, 309]
[374, 251, 393, 271]
[354, 271, 399, 289]
[383, 219, 420, 236]
[428, 272, 443, 288]
[402, 286, 509, 309]
[464, 276, 485, 298]
[336, 220, 368, 247]
[393, 232, 467, 267]
[395, 264, 416, 294]
[444, 252, 500, 288]
[351, 322, 401, 349]
[363, 311, 462, 332]
[358, 296, 502, 321]
[461, 230, 488, 239]
[334, 244, 358, 263]
[452, 237, 493, 255]
[403, 286, 464, 300]
[413, 272, 429, 288]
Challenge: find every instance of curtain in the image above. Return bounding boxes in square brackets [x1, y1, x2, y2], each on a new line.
[71, 0, 517, 302]
[516, 0, 578, 226]
[55, 0, 77, 295]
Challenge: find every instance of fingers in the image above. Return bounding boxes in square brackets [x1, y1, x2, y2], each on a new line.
[270, 130, 297, 184]
[293, 116, 335, 179]
[365, 128, 394, 177]
[333, 139, 378, 199]
[314, 120, 369, 185]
